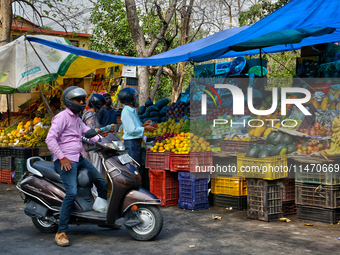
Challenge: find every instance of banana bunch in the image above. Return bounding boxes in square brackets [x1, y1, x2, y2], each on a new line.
[321, 116, 340, 155]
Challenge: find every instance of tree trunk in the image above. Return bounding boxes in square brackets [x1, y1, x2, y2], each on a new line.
[150, 66, 163, 100]
[0, 0, 12, 46]
[171, 62, 186, 102]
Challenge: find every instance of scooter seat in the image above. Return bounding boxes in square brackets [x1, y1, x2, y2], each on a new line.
[32, 161, 62, 183]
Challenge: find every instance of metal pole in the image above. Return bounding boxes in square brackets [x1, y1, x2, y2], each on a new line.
[37, 84, 54, 118]
[260, 48, 263, 77]
[6, 94, 10, 126]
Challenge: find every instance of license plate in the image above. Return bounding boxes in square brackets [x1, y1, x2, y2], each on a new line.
[118, 154, 133, 165]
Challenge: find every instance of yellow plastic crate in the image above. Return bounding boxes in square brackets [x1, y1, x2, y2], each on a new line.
[237, 153, 288, 180]
[211, 177, 247, 196]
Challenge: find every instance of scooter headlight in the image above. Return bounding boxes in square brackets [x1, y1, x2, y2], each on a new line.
[103, 141, 125, 151]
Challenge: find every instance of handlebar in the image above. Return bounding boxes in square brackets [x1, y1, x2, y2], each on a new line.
[85, 145, 100, 152]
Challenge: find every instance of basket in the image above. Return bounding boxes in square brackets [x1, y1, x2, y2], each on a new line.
[212, 194, 247, 210]
[246, 179, 283, 222]
[211, 177, 247, 196]
[170, 152, 213, 173]
[282, 179, 295, 202]
[295, 183, 340, 209]
[178, 172, 209, 211]
[295, 162, 340, 185]
[0, 169, 14, 184]
[221, 139, 265, 153]
[297, 205, 340, 224]
[149, 169, 179, 207]
[285, 103, 316, 130]
[237, 153, 288, 180]
[145, 151, 170, 170]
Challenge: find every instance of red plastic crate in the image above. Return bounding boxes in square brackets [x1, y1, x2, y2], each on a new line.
[0, 169, 14, 184]
[221, 139, 265, 153]
[170, 152, 213, 172]
[145, 151, 170, 170]
[282, 179, 295, 202]
[149, 169, 179, 207]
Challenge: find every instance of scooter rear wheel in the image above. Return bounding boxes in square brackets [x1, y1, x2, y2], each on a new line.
[32, 217, 58, 233]
[124, 205, 163, 241]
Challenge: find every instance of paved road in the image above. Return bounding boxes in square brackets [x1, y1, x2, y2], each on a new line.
[1, 183, 339, 255]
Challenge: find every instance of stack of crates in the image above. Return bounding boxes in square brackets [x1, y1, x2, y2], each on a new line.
[0, 147, 14, 184]
[12, 147, 39, 184]
[169, 152, 211, 211]
[295, 161, 340, 223]
[282, 179, 297, 216]
[147, 150, 179, 207]
[211, 176, 247, 210]
[246, 179, 283, 221]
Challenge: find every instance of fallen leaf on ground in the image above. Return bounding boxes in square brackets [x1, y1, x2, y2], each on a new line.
[279, 218, 291, 222]
[6, 188, 11, 191]
[189, 245, 195, 248]
[304, 223, 313, 226]
[212, 215, 222, 220]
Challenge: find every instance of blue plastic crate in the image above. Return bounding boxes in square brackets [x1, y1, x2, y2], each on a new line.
[178, 172, 209, 211]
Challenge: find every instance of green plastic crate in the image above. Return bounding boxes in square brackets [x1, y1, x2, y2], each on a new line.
[14, 158, 27, 183]
[295, 162, 340, 185]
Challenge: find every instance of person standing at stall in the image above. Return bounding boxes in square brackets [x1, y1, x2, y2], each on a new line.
[117, 88, 156, 175]
[97, 93, 118, 132]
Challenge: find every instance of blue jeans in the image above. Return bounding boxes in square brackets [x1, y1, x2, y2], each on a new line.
[124, 139, 142, 176]
[54, 156, 108, 233]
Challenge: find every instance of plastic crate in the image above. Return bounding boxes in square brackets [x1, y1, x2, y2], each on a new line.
[297, 205, 340, 224]
[170, 152, 213, 173]
[149, 169, 179, 207]
[178, 172, 209, 211]
[145, 151, 170, 170]
[11, 147, 39, 158]
[212, 155, 236, 176]
[221, 139, 265, 153]
[295, 162, 340, 185]
[211, 177, 247, 196]
[0, 169, 14, 184]
[212, 194, 247, 210]
[246, 179, 283, 222]
[282, 179, 295, 202]
[0, 147, 12, 157]
[14, 158, 27, 183]
[295, 183, 340, 209]
[237, 153, 288, 180]
[282, 201, 297, 216]
[0, 156, 14, 171]
[285, 103, 316, 130]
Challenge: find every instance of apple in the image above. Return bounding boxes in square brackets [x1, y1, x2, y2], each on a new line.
[308, 142, 313, 146]
[326, 131, 333, 136]
[320, 131, 326, 137]
[307, 150, 312, 155]
[304, 130, 310, 135]
[302, 146, 307, 151]
[310, 129, 316, 136]
[297, 149, 303, 153]
[317, 144, 324, 149]
[311, 140, 318, 146]
[324, 144, 330, 150]
[296, 144, 302, 149]
[313, 146, 319, 152]
[322, 126, 329, 131]
[298, 129, 304, 133]
[307, 146, 313, 151]
[313, 123, 320, 130]
[315, 130, 320, 135]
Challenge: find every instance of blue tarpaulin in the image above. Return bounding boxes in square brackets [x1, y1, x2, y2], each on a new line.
[26, 0, 340, 65]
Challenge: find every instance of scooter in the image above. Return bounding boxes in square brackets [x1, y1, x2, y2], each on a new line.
[16, 130, 163, 241]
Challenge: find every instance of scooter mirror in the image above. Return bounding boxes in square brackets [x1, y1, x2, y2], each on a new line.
[85, 129, 98, 138]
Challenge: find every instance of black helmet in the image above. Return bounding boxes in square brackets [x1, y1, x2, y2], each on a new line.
[118, 87, 139, 106]
[62, 86, 88, 114]
[88, 94, 106, 112]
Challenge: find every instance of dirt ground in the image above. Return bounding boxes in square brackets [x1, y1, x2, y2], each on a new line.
[1, 183, 339, 255]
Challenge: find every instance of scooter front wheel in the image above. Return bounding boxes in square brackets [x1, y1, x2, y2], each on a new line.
[124, 205, 163, 241]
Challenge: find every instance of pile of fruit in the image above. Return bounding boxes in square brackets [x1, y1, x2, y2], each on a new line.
[150, 132, 211, 154]
[321, 115, 340, 155]
[245, 131, 296, 158]
[144, 118, 187, 137]
[139, 98, 170, 123]
[297, 123, 332, 137]
[166, 101, 190, 121]
[308, 89, 340, 111]
[224, 136, 254, 141]
[296, 140, 329, 155]
[190, 119, 212, 137]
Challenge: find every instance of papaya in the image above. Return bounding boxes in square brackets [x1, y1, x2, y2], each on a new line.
[320, 97, 329, 110]
[254, 125, 267, 137]
[263, 128, 273, 137]
[310, 99, 319, 110]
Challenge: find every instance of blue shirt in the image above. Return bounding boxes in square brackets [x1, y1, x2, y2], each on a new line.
[121, 105, 144, 140]
[97, 107, 117, 127]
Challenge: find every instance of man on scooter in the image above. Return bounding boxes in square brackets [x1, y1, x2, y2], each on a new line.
[118, 88, 156, 176]
[46, 86, 109, 247]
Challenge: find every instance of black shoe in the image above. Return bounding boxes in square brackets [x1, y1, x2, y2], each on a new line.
[97, 223, 121, 230]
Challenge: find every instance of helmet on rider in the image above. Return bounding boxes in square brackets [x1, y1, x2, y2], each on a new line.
[62, 86, 88, 114]
[118, 88, 139, 107]
[88, 94, 106, 112]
